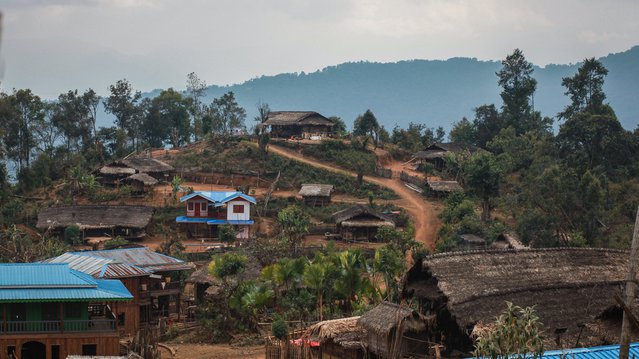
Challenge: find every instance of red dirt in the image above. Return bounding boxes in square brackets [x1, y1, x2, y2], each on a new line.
[267, 144, 441, 250]
[170, 343, 264, 359]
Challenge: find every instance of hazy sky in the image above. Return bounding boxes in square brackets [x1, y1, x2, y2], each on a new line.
[1, 0, 638, 99]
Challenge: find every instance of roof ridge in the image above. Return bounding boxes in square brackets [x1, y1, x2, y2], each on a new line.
[425, 247, 629, 260]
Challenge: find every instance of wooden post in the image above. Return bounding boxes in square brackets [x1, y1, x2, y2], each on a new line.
[620, 206, 639, 359]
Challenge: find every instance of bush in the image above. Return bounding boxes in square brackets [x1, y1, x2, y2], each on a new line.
[104, 236, 129, 250]
[64, 225, 82, 245]
[218, 224, 238, 243]
[271, 317, 289, 339]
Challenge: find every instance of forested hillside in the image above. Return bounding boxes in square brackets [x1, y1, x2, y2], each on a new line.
[163, 45, 637, 131]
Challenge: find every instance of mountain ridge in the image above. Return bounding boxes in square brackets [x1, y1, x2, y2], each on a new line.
[142, 45, 639, 132]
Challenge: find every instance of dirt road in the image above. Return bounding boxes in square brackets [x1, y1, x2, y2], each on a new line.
[268, 145, 439, 250]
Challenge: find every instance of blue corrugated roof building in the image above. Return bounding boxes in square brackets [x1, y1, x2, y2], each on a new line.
[0, 263, 132, 302]
[471, 343, 639, 359]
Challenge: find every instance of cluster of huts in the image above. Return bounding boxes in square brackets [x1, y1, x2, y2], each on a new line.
[95, 157, 174, 194]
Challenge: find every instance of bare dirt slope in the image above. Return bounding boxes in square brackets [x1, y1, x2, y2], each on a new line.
[268, 144, 440, 250]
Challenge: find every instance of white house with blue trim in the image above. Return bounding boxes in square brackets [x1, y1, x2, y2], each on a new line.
[176, 191, 256, 240]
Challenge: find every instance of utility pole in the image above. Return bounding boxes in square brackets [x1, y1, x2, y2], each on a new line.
[620, 206, 639, 359]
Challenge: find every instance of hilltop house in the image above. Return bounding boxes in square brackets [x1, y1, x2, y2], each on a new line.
[262, 111, 335, 139]
[404, 248, 632, 352]
[176, 191, 256, 240]
[0, 263, 132, 359]
[36, 205, 155, 245]
[45, 247, 193, 336]
[96, 157, 174, 186]
[413, 142, 483, 171]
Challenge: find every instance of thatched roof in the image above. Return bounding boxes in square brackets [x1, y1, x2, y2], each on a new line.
[427, 180, 463, 193]
[492, 232, 528, 250]
[299, 184, 334, 197]
[358, 302, 427, 336]
[459, 234, 485, 244]
[98, 166, 136, 175]
[304, 316, 367, 350]
[409, 248, 630, 332]
[186, 264, 216, 285]
[118, 158, 174, 173]
[414, 142, 482, 159]
[332, 205, 394, 226]
[263, 111, 334, 126]
[125, 173, 159, 186]
[36, 205, 155, 230]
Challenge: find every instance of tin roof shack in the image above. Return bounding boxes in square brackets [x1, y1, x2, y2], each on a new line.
[263, 111, 335, 139]
[37, 205, 155, 243]
[304, 316, 367, 359]
[123, 173, 158, 195]
[404, 248, 632, 353]
[97, 158, 174, 186]
[45, 248, 193, 336]
[425, 180, 463, 198]
[299, 184, 334, 207]
[414, 143, 482, 171]
[358, 302, 431, 359]
[0, 263, 132, 359]
[333, 205, 395, 242]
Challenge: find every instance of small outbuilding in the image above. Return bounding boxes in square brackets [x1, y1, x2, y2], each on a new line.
[332, 205, 395, 242]
[124, 173, 159, 194]
[459, 233, 486, 249]
[304, 316, 367, 359]
[414, 143, 482, 171]
[262, 111, 335, 139]
[299, 184, 334, 206]
[357, 302, 431, 359]
[97, 157, 174, 186]
[36, 205, 155, 241]
[425, 180, 463, 197]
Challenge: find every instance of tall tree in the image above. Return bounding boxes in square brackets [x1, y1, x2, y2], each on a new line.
[104, 79, 143, 149]
[2, 89, 44, 172]
[186, 72, 207, 140]
[353, 110, 380, 147]
[206, 91, 246, 135]
[464, 152, 503, 222]
[496, 49, 538, 134]
[147, 88, 192, 147]
[559, 58, 609, 119]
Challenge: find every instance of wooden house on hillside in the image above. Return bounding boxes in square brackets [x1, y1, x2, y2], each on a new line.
[299, 184, 334, 206]
[414, 143, 483, 171]
[262, 111, 335, 139]
[176, 191, 256, 240]
[357, 302, 430, 359]
[0, 263, 132, 359]
[404, 248, 632, 352]
[36, 205, 155, 244]
[123, 173, 159, 194]
[425, 180, 463, 198]
[332, 205, 395, 242]
[45, 247, 193, 336]
[96, 157, 173, 186]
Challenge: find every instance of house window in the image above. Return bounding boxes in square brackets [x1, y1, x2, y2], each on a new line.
[233, 204, 244, 214]
[200, 202, 207, 211]
[82, 344, 97, 356]
[188, 202, 194, 211]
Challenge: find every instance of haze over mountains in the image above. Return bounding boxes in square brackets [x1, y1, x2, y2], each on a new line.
[144, 46, 639, 132]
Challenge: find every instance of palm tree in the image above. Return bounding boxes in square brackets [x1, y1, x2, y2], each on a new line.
[304, 261, 331, 321]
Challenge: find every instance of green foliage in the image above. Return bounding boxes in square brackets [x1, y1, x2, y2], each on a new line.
[0, 226, 68, 263]
[353, 109, 380, 144]
[473, 302, 544, 359]
[205, 91, 246, 135]
[559, 58, 609, 119]
[218, 224, 238, 243]
[271, 317, 289, 339]
[64, 224, 82, 245]
[277, 205, 310, 253]
[464, 152, 503, 222]
[104, 236, 129, 250]
[209, 252, 248, 279]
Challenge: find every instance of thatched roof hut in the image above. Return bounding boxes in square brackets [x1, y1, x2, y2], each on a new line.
[37, 205, 154, 230]
[404, 248, 631, 351]
[299, 184, 334, 206]
[425, 180, 463, 197]
[119, 158, 174, 174]
[414, 142, 484, 171]
[263, 111, 335, 138]
[304, 317, 367, 359]
[358, 302, 430, 358]
[332, 205, 395, 241]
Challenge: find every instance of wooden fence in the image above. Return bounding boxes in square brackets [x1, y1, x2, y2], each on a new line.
[400, 171, 425, 187]
[375, 166, 393, 178]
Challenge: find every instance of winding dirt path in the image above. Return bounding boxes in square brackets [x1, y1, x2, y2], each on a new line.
[268, 144, 440, 250]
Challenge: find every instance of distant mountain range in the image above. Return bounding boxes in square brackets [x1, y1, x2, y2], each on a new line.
[143, 45, 639, 132]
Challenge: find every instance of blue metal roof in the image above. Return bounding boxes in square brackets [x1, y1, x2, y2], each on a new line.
[176, 215, 210, 223]
[540, 343, 639, 359]
[44, 252, 151, 278]
[471, 343, 639, 359]
[207, 219, 254, 225]
[0, 263, 132, 302]
[179, 191, 256, 205]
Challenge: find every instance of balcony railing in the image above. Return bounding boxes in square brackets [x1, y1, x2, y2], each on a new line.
[0, 319, 116, 333]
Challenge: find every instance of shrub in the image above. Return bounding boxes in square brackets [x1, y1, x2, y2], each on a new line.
[271, 317, 289, 339]
[64, 225, 82, 245]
